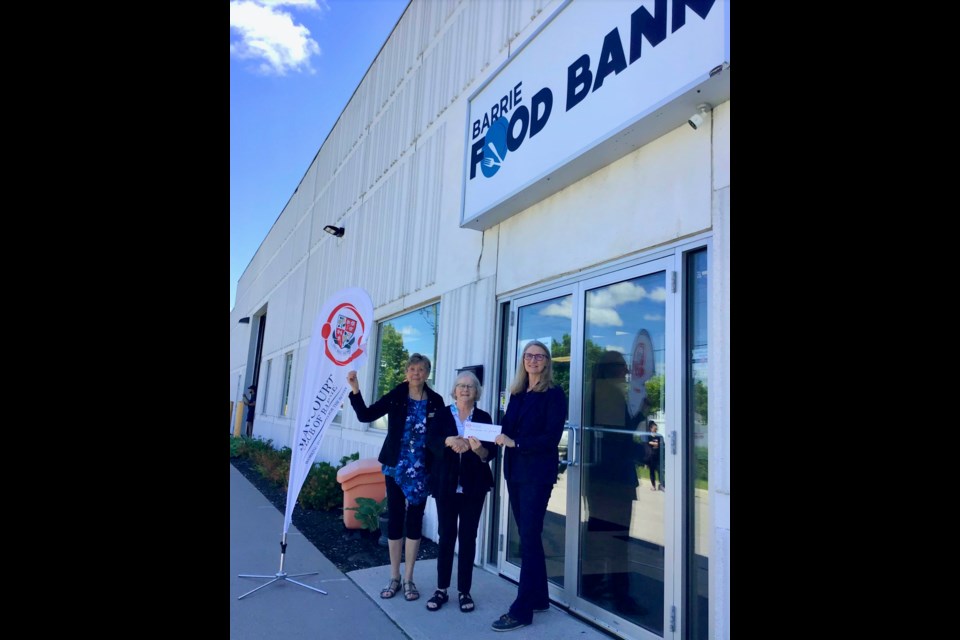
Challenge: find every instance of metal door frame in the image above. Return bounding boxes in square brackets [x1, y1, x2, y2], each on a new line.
[493, 254, 680, 640]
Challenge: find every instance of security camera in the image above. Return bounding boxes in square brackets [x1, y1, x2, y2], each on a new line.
[687, 103, 713, 130]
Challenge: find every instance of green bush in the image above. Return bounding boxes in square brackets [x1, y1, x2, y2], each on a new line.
[298, 461, 343, 511]
[231, 439, 361, 513]
[229, 435, 275, 460]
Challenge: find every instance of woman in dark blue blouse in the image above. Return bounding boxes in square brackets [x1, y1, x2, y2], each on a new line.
[347, 353, 451, 603]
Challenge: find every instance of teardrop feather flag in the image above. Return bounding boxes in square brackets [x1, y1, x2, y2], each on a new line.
[283, 287, 373, 535]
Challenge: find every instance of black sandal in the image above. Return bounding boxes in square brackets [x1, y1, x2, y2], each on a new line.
[380, 577, 401, 599]
[426, 589, 449, 611]
[459, 592, 475, 612]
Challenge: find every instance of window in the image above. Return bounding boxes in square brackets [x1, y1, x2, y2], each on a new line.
[370, 303, 440, 429]
[281, 352, 294, 417]
[262, 359, 272, 415]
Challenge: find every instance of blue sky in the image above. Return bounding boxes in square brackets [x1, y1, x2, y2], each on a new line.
[230, 0, 410, 310]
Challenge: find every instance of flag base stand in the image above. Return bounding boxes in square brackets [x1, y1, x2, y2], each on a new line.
[238, 535, 328, 600]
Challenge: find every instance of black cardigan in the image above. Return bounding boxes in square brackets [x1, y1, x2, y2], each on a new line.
[428, 405, 495, 497]
[348, 381, 450, 468]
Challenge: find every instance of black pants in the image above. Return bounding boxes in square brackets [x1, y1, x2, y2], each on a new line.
[385, 475, 425, 540]
[648, 461, 660, 488]
[507, 481, 553, 624]
[435, 491, 486, 594]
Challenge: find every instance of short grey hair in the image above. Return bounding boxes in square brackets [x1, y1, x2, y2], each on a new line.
[450, 370, 482, 401]
[406, 353, 432, 375]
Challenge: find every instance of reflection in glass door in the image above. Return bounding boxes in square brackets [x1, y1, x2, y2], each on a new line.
[579, 271, 667, 636]
[502, 292, 573, 591]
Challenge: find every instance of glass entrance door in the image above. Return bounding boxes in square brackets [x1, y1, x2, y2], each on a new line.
[496, 258, 676, 640]
[577, 265, 671, 638]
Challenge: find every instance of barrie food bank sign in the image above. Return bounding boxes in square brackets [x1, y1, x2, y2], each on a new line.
[460, 0, 729, 230]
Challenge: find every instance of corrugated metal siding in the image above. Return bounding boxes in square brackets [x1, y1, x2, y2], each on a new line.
[435, 276, 499, 410]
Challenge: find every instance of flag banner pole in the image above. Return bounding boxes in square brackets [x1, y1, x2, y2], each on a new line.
[238, 287, 374, 600]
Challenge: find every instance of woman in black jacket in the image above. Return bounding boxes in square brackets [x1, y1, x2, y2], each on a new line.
[424, 370, 494, 613]
[346, 353, 450, 603]
[492, 340, 567, 631]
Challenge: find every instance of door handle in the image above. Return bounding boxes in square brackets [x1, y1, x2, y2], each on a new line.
[559, 425, 578, 467]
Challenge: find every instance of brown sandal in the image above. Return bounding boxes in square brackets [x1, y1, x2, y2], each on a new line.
[403, 580, 420, 601]
[380, 577, 401, 599]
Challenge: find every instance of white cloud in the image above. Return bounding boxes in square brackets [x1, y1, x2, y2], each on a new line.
[588, 281, 647, 308]
[643, 313, 664, 321]
[399, 325, 421, 339]
[230, 0, 326, 75]
[540, 297, 572, 319]
[648, 286, 667, 302]
[585, 282, 645, 327]
[587, 307, 623, 327]
[259, 0, 326, 9]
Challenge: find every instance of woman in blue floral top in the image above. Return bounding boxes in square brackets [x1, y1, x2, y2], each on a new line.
[347, 353, 453, 603]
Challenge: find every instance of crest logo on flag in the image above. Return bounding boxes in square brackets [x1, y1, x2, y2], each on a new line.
[334, 315, 357, 350]
[320, 302, 367, 366]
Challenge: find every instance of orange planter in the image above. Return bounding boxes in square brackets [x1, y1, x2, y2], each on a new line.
[336, 458, 386, 529]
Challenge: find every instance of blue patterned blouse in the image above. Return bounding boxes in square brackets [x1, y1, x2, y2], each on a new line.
[381, 397, 429, 505]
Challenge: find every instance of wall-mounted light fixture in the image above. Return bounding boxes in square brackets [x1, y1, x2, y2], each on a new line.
[323, 225, 345, 238]
[239, 317, 250, 324]
[687, 103, 713, 130]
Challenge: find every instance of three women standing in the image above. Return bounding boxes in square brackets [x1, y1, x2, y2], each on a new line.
[347, 340, 567, 632]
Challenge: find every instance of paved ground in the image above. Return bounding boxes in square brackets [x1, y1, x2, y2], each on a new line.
[230, 464, 612, 640]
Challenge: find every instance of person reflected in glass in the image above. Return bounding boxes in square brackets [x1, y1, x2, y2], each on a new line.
[242, 385, 257, 438]
[584, 351, 646, 614]
[346, 353, 451, 603]
[425, 370, 494, 613]
[643, 421, 665, 491]
[491, 341, 567, 632]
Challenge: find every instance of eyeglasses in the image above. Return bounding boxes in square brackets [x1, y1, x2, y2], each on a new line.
[523, 353, 547, 362]
[455, 384, 475, 390]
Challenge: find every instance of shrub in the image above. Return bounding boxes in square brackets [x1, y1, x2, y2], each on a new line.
[298, 461, 343, 511]
[344, 497, 388, 532]
[231, 442, 362, 513]
[229, 436, 275, 460]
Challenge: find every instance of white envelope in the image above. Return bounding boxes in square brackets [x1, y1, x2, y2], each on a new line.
[463, 420, 502, 441]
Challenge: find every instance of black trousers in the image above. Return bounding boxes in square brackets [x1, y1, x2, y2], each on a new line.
[507, 481, 553, 624]
[435, 491, 486, 594]
[648, 461, 660, 488]
[385, 475, 425, 540]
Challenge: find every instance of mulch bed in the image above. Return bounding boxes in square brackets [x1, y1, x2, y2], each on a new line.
[232, 457, 439, 573]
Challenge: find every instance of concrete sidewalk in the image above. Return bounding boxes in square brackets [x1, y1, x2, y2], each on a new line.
[230, 464, 611, 640]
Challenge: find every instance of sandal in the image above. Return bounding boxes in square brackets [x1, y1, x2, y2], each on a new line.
[403, 580, 420, 601]
[459, 592, 475, 612]
[380, 577, 401, 599]
[426, 589, 449, 611]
